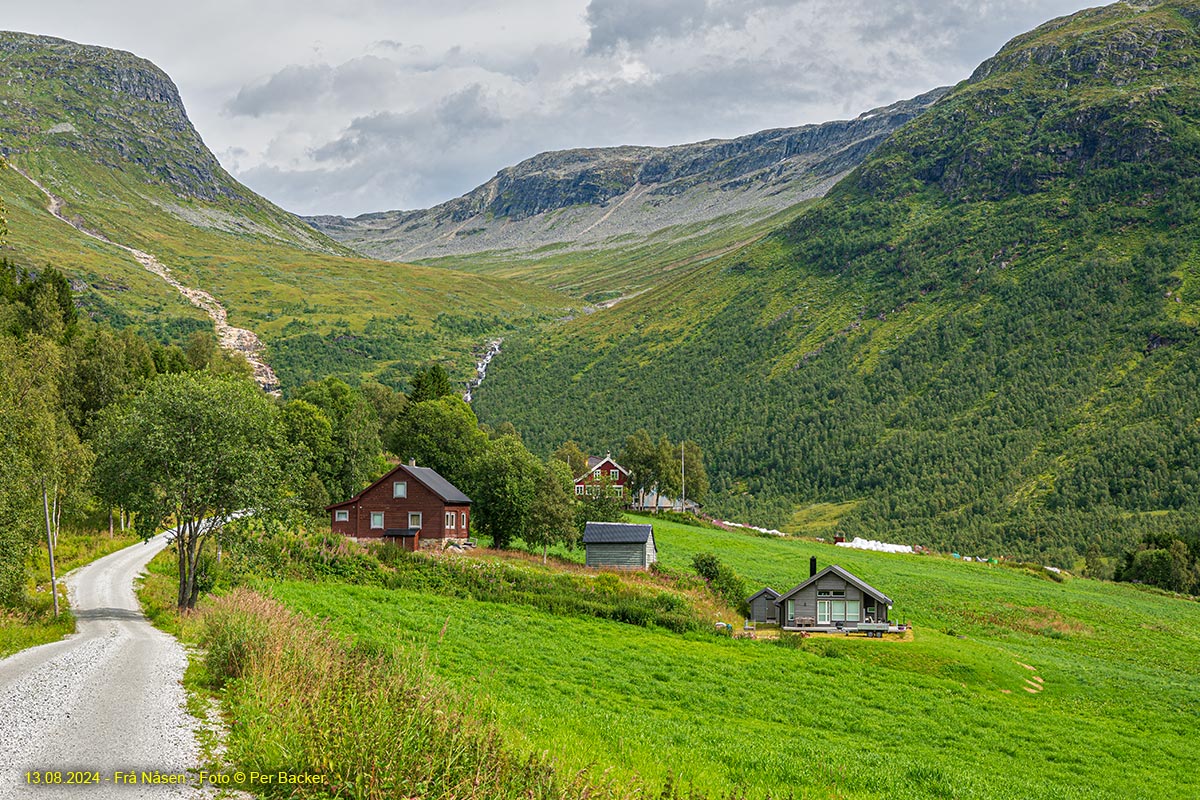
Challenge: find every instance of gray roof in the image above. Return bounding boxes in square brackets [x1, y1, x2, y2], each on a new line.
[405, 464, 472, 504]
[582, 522, 653, 544]
[747, 587, 780, 603]
[776, 564, 893, 605]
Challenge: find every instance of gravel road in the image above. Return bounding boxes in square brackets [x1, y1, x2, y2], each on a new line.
[0, 533, 202, 798]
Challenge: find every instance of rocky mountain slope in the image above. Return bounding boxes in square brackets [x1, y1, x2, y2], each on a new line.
[306, 89, 946, 268]
[0, 32, 568, 389]
[474, 0, 1200, 562]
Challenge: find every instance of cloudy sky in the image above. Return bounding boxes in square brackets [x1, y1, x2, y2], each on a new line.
[4, 0, 1096, 216]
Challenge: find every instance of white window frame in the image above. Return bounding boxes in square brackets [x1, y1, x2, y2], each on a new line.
[593, 469, 601, 478]
[445, 511, 456, 528]
[334, 509, 349, 522]
[393, 481, 407, 499]
[846, 600, 860, 622]
[575, 485, 585, 496]
[610, 468, 619, 479]
[817, 600, 830, 625]
[370, 512, 385, 530]
[408, 512, 422, 529]
[460, 511, 467, 529]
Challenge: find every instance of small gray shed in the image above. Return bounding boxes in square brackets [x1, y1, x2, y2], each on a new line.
[746, 587, 781, 624]
[583, 522, 657, 569]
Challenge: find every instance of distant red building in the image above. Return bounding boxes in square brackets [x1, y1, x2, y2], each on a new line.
[327, 460, 471, 551]
[574, 453, 630, 499]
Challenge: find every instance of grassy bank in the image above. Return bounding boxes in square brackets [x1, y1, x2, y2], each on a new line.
[0, 530, 139, 658]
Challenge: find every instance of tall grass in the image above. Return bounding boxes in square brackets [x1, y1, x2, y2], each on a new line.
[197, 588, 645, 800]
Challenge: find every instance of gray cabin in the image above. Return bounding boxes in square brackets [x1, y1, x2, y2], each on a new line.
[746, 587, 781, 624]
[583, 522, 657, 569]
[776, 564, 892, 630]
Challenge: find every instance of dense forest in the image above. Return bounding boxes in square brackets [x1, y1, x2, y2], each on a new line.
[474, 1, 1200, 576]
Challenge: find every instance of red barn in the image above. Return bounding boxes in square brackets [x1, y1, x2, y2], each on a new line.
[574, 453, 630, 499]
[327, 460, 471, 551]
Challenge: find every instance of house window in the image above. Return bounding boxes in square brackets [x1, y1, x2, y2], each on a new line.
[370, 512, 384, 529]
[817, 589, 845, 598]
[845, 600, 860, 622]
[786, 599, 795, 624]
[334, 510, 349, 522]
[610, 468, 619, 479]
[817, 601, 830, 625]
[460, 511, 467, 529]
[393, 481, 407, 499]
[408, 512, 422, 529]
[615, 485, 624, 496]
[445, 512, 456, 528]
[575, 485, 585, 496]
[593, 469, 601, 478]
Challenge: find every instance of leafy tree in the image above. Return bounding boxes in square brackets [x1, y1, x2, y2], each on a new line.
[469, 434, 541, 549]
[388, 395, 488, 490]
[526, 459, 577, 563]
[94, 373, 283, 609]
[409, 364, 455, 403]
[295, 377, 384, 500]
[655, 434, 682, 500]
[620, 429, 658, 506]
[0, 336, 54, 604]
[680, 439, 708, 506]
[553, 440, 588, 478]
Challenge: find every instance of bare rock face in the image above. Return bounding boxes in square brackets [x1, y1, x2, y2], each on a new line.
[0, 31, 241, 201]
[306, 88, 948, 262]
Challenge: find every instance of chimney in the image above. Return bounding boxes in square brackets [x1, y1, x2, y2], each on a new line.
[810, 556, 817, 578]
[408, 458, 416, 467]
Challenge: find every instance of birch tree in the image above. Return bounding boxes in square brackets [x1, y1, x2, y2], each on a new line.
[94, 372, 282, 610]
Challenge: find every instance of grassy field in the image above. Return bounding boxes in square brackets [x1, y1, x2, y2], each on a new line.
[415, 204, 809, 302]
[256, 516, 1200, 800]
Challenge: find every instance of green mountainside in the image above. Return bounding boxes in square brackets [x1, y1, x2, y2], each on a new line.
[0, 32, 568, 389]
[307, 90, 945, 301]
[475, 0, 1200, 563]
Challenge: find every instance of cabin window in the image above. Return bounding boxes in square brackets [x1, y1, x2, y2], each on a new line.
[615, 485, 624, 496]
[334, 510, 349, 522]
[460, 511, 467, 529]
[408, 512, 422, 529]
[593, 469, 601, 478]
[393, 481, 407, 499]
[445, 512, 455, 528]
[845, 601, 860, 621]
[370, 512, 384, 529]
[610, 468, 619, 479]
[575, 485, 585, 496]
[786, 599, 795, 624]
[817, 601, 830, 625]
[817, 589, 845, 598]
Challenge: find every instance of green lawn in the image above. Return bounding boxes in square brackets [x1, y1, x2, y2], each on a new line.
[265, 517, 1200, 800]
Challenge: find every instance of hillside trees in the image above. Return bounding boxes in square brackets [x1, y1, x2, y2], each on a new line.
[94, 372, 284, 609]
[526, 459, 578, 562]
[294, 377, 385, 501]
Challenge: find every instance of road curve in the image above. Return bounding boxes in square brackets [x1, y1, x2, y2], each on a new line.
[0, 533, 201, 798]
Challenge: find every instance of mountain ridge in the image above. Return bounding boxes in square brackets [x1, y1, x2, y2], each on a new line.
[305, 88, 947, 267]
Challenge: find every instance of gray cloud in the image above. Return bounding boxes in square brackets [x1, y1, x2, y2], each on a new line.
[225, 64, 332, 117]
[8, 0, 1092, 215]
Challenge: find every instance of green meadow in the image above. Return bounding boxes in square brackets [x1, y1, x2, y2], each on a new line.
[263, 516, 1200, 800]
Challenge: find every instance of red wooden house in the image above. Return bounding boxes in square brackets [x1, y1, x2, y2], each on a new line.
[574, 453, 630, 498]
[327, 460, 471, 551]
